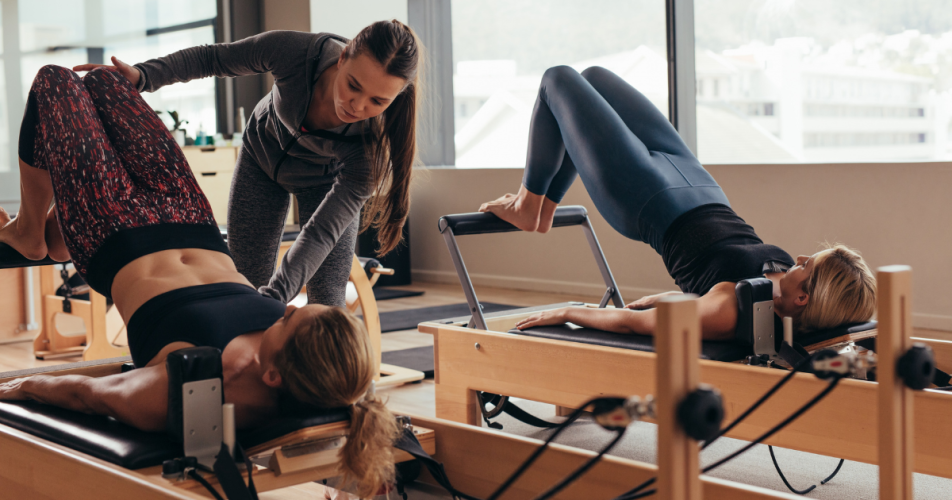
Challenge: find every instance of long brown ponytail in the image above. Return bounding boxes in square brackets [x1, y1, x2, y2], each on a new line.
[273, 307, 400, 497]
[345, 20, 424, 255]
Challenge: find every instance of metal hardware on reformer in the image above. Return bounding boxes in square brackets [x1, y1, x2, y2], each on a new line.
[594, 395, 656, 429]
[751, 301, 776, 358]
[280, 434, 346, 458]
[475, 343, 481, 351]
[813, 348, 876, 377]
[60, 266, 72, 313]
[396, 415, 413, 430]
[182, 379, 224, 470]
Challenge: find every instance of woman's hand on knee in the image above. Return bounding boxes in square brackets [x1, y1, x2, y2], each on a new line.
[73, 56, 141, 87]
[515, 308, 569, 330]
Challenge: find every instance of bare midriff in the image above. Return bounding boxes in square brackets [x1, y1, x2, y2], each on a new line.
[110, 248, 254, 324]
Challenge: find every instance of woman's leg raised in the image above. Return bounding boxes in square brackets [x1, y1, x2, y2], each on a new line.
[10, 65, 136, 276]
[486, 66, 659, 241]
[80, 67, 215, 221]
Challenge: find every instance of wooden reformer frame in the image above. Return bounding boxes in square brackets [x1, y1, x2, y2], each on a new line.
[0, 299, 809, 500]
[0, 276, 924, 500]
[419, 272, 952, 482]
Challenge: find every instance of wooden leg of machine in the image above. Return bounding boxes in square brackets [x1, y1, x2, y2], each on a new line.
[656, 295, 703, 500]
[348, 255, 424, 387]
[34, 266, 84, 359]
[877, 266, 914, 500]
[82, 289, 129, 361]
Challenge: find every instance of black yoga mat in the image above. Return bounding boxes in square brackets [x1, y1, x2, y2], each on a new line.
[379, 302, 521, 332]
[373, 287, 426, 301]
[381, 346, 434, 378]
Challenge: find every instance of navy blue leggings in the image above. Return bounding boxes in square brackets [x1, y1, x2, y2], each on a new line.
[523, 66, 729, 253]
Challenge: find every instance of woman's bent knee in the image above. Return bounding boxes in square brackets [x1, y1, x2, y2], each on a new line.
[541, 65, 580, 89]
[34, 65, 81, 87]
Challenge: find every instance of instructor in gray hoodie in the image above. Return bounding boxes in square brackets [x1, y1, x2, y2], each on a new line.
[74, 20, 422, 306]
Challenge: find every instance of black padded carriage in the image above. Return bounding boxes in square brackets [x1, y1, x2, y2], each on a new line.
[0, 358, 349, 469]
[509, 321, 878, 363]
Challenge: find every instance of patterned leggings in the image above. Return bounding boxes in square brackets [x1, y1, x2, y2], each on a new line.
[23, 65, 217, 280]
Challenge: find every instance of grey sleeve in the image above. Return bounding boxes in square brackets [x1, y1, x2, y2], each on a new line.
[134, 30, 312, 92]
[259, 148, 375, 303]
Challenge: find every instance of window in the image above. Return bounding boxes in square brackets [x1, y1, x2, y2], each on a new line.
[450, 0, 668, 167]
[694, 0, 952, 163]
[1, 0, 217, 206]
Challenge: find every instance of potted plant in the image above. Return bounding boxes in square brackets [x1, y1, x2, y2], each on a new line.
[163, 110, 188, 146]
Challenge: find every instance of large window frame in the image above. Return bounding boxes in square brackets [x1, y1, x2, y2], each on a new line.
[0, 0, 222, 208]
[408, 0, 698, 166]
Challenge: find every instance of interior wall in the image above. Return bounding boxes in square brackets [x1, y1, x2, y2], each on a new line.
[409, 163, 952, 331]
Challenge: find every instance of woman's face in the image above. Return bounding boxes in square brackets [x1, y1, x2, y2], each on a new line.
[333, 52, 407, 123]
[775, 249, 833, 315]
[258, 304, 328, 371]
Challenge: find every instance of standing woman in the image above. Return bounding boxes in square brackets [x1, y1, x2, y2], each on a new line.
[74, 20, 423, 306]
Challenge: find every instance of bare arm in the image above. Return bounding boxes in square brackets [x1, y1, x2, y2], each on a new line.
[625, 291, 683, 310]
[0, 365, 169, 432]
[515, 282, 739, 340]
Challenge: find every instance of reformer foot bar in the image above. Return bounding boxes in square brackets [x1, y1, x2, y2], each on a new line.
[425, 207, 952, 480]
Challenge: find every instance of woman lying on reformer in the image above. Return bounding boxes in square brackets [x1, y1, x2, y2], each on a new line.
[0, 65, 396, 496]
[480, 65, 876, 341]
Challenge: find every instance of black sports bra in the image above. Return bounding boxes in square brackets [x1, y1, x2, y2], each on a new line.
[661, 204, 794, 295]
[126, 282, 286, 367]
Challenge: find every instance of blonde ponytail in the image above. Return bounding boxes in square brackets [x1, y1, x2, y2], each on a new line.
[273, 307, 402, 496]
[340, 397, 400, 498]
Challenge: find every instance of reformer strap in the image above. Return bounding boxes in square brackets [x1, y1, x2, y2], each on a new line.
[212, 442, 258, 500]
[393, 427, 476, 500]
[934, 368, 952, 388]
[480, 393, 561, 429]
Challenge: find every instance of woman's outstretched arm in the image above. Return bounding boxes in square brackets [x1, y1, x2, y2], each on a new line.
[0, 365, 169, 432]
[516, 282, 738, 340]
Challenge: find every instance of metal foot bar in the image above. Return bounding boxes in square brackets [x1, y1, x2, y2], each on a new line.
[438, 206, 624, 330]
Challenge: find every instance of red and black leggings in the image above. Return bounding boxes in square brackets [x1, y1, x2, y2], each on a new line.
[20, 65, 227, 298]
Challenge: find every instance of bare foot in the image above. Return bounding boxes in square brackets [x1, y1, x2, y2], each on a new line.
[0, 207, 48, 260]
[478, 185, 545, 232]
[537, 197, 559, 233]
[45, 208, 70, 262]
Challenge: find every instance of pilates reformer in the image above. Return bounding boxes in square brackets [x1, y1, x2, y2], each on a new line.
[421, 206, 952, 481]
[0, 270, 931, 499]
[0, 232, 424, 387]
[0, 286, 928, 500]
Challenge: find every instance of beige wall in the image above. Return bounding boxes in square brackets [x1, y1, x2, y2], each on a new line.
[409, 163, 952, 331]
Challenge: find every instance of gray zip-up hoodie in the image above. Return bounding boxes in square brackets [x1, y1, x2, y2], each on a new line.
[134, 30, 375, 303]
